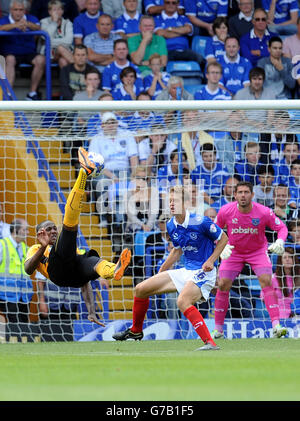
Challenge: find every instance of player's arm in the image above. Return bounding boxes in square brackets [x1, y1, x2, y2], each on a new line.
[266, 211, 288, 255]
[81, 282, 105, 327]
[24, 245, 47, 275]
[202, 231, 228, 272]
[24, 228, 50, 275]
[37, 279, 49, 317]
[158, 247, 183, 273]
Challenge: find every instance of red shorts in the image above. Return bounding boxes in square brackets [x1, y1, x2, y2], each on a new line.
[219, 247, 272, 281]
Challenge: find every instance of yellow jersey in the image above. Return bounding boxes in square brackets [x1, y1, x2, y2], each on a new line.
[25, 244, 84, 279]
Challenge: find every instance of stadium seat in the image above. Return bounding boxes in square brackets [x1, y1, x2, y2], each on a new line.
[185, 84, 205, 96]
[166, 60, 202, 77]
[166, 61, 204, 85]
[191, 36, 210, 57]
[134, 230, 160, 256]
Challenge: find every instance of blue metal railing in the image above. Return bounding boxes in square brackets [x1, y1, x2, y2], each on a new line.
[0, 30, 52, 100]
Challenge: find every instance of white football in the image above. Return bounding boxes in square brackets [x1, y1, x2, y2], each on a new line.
[88, 151, 105, 178]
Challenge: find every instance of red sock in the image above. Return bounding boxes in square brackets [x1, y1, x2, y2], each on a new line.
[184, 305, 216, 346]
[131, 297, 149, 333]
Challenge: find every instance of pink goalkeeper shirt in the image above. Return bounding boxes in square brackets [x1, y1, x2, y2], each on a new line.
[216, 201, 288, 254]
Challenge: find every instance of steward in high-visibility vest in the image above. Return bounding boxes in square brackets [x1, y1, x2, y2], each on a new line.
[0, 236, 32, 304]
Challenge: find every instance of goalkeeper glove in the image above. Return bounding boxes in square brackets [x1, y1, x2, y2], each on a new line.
[268, 239, 285, 255]
[220, 244, 234, 260]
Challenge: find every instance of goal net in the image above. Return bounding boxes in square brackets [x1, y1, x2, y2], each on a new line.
[0, 99, 300, 342]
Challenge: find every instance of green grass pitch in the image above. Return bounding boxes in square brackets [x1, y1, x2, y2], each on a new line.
[0, 339, 299, 401]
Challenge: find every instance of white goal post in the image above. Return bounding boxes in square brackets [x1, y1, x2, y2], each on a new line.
[0, 99, 299, 343]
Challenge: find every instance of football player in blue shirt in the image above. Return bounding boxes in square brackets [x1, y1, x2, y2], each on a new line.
[113, 185, 228, 350]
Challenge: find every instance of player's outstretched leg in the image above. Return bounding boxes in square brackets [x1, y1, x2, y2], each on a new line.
[78, 146, 97, 177]
[113, 272, 174, 341]
[114, 248, 132, 281]
[112, 295, 148, 341]
[63, 147, 97, 229]
[94, 248, 132, 281]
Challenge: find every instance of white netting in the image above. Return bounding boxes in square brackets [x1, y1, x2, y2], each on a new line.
[0, 100, 299, 342]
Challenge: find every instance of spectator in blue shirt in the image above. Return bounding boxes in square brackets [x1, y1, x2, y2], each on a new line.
[240, 8, 277, 66]
[102, 38, 142, 91]
[154, 0, 205, 69]
[143, 53, 171, 99]
[194, 61, 231, 101]
[127, 91, 166, 131]
[157, 148, 189, 193]
[73, 0, 102, 45]
[288, 159, 300, 207]
[84, 14, 122, 73]
[205, 17, 228, 65]
[0, 0, 45, 100]
[275, 137, 300, 185]
[234, 141, 265, 185]
[191, 143, 230, 205]
[144, 0, 185, 16]
[194, 62, 231, 146]
[184, 0, 228, 36]
[218, 36, 252, 96]
[114, 0, 142, 39]
[112, 65, 144, 99]
[263, 0, 298, 35]
[212, 176, 239, 212]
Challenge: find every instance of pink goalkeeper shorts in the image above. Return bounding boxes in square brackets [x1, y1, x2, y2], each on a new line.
[219, 247, 273, 281]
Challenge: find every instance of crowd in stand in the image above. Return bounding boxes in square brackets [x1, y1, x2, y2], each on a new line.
[1, 0, 300, 318]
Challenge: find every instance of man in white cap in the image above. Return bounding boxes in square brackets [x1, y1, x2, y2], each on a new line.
[88, 111, 139, 227]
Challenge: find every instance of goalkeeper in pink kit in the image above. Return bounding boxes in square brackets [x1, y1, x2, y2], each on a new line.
[213, 181, 288, 339]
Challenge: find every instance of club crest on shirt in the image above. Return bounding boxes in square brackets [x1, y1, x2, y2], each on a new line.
[232, 218, 238, 224]
[190, 232, 198, 240]
[210, 224, 217, 233]
[173, 233, 179, 240]
[252, 218, 260, 226]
